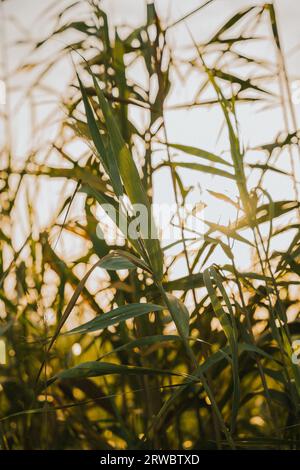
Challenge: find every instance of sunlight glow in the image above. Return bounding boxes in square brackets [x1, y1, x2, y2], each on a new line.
[72, 343, 82, 356]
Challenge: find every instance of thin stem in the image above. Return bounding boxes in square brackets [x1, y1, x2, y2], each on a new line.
[157, 282, 236, 449]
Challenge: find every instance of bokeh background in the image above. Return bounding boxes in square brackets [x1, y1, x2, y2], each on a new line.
[1, 0, 300, 450]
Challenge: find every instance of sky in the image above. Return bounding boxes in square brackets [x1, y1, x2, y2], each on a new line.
[1, 0, 300, 278]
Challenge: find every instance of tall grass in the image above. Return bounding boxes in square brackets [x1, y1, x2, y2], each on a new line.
[1, 0, 300, 449]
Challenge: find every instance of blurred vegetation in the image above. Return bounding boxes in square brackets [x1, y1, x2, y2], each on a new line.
[1, 0, 300, 450]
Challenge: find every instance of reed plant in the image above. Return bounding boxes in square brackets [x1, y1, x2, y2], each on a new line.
[1, 0, 300, 449]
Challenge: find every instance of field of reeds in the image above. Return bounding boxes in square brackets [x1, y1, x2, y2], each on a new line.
[1, 0, 300, 450]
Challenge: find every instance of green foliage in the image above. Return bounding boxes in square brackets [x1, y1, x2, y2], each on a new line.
[1, 0, 300, 450]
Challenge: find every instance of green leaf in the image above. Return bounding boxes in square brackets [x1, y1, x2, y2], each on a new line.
[203, 235, 234, 260]
[204, 266, 238, 344]
[36, 251, 151, 384]
[209, 68, 269, 95]
[239, 342, 281, 364]
[99, 253, 137, 271]
[29, 165, 109, 195]
[255, 131, 297, 156]
[191, 41, 250, 213]
[163, 273, 204, 291]
[79, 184, 143, 256]
[77, 74, 123, 197]
[203, 266, 240, 432]
[248, 163, 290, 176]
[161, 162, 235, 180]
[99, 335, 180, 359]
[165, 293, 190, 338]
[90, 72, 164, 280]
[206, 222, 254, 246]
[232, 200, 300, 230]
[151, 348, 228, 433]
[48, 361, 181, 386]
[208, 6, 259, 43]
[207, 190, 240, 209]
[110, 249, 153, 273]
[166, 143, 232, 167]
[67, 303, 164, 335]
